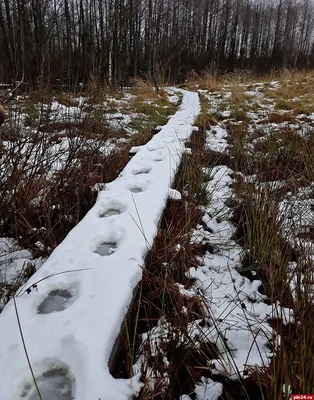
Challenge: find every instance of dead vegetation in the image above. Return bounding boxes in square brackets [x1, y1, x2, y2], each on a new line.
[0, 80, 180, 309]
[109, 71, 314, 399]
[113, 70, 314, 398]
[221, 71, 314, 397]
[2, 71, 314, 398]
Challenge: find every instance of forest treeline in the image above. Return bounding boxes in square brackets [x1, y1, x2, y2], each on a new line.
[1, 0, 314, 88]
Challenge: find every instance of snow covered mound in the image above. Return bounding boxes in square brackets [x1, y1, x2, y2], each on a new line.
[0, 90, 200, 400]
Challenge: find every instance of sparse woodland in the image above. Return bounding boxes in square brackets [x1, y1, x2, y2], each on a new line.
[1, 0, 314, 87]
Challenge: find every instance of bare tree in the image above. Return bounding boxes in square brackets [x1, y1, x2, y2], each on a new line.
[0, 0, 314, 87]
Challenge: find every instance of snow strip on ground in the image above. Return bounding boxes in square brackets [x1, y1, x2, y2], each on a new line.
[184, 119, 293, 387]
[195, 94, 293, 382]
[0, 90, 200, 400]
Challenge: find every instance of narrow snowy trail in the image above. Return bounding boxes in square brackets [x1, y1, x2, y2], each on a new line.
[0, 90, 200, 400]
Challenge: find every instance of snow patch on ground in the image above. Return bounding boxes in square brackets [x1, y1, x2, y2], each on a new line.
[186, 165, 279, 379]
[0, 238, 33, 283]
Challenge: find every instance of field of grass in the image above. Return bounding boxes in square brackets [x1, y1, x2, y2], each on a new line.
[1, 71, 314, 399]
[0, 80, 180, 310]
[112, 72, 314, 399]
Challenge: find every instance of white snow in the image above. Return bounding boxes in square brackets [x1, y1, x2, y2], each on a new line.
[206, 125, 228, 153]
[194, 377, 223, 400]
[0, 89, 200, 400]
[186, 165, 279, 379]
[168, 188, 182, 200]
[0, 238, 42, 287]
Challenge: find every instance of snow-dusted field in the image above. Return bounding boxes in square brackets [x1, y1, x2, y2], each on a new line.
[0, 87, 181, 303]
[131, 98, 294, 398]
[123, 78, 314, 398]
[0, 90, 200, 400]
[1, 77, 313, 399]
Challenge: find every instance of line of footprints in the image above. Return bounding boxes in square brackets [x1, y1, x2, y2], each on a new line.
[21, 146, 166, 399]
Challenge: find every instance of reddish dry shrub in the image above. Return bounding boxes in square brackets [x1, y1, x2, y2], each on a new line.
[268, 112, 293, 123]
[0, 121, 154, 257]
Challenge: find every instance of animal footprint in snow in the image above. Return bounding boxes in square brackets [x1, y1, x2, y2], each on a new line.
[152, 157, 165, 162]
[21, 366, 74, 400]
[99, 200, 126, 218]
[132, 167, 152, 175]
[147, 145, 165, 151]
[127, 179, 149, 193]
[100, 208, 123, 217]
[38, 288, 77, 314]
[128, 185, 145, 193]
[94, 241, 118, 256]
[151, 150, 166, 162]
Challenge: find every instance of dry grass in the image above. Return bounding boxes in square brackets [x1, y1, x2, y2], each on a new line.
[268, 112, 294, 123]
[130, 78, 167, 101]
[54, 93, 80, 107]
[222, 81, 251, 122]
[276, 70, 314, 97]
[275, 97, 314, 115]
[0, 119, 165, 258]
[122, 69, 314, 398]
[110, 80, 314, 397]
[183, 69, 314, 397]
[196, 72, 221, 92]
[231, 176, 314, 396]
[0, 81, 180, 311]
[130, 78, 156, 97]
[223, 73, 314, 396]
[185, 70, 222, 92]
[3, 71, 314, 397]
